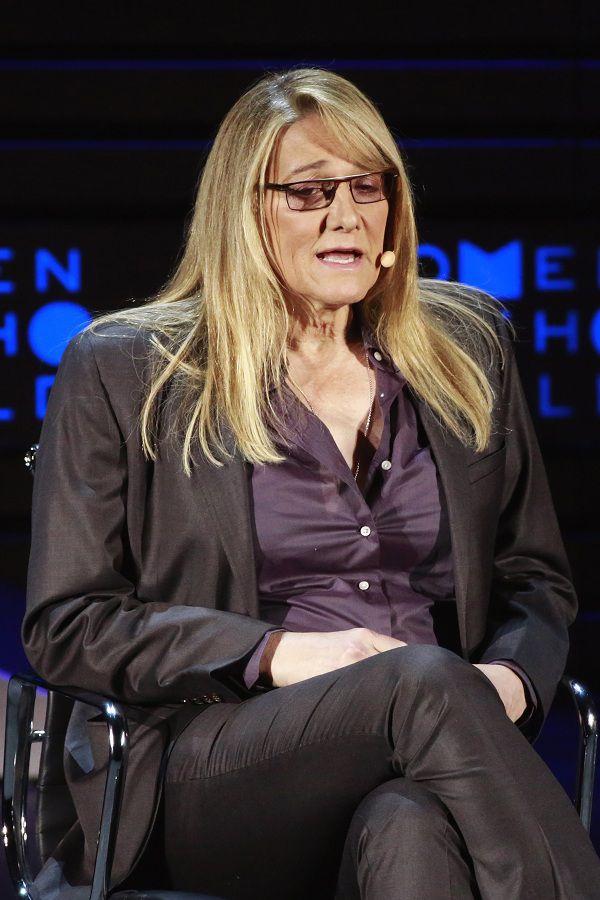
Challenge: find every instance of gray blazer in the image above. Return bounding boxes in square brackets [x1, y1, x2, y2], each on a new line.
[22, 296, 577, 890]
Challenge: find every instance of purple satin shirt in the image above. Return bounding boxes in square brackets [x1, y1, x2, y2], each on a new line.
[252, 345, 454, 625]
[247, 336, 453, 680]
[241, 315, 535, 724]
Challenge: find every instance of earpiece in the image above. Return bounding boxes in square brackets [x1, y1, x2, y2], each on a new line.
[380, 251, 396, 268]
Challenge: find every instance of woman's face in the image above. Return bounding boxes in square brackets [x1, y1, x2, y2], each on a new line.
[264, 115, 390, 313]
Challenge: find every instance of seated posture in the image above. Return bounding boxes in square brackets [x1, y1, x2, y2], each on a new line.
[23, 68, 600, 899]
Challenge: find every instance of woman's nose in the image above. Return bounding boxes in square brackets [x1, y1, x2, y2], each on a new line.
[325, 181, 360, 229]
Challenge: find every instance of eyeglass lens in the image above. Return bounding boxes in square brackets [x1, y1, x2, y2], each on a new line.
[286, 172, 394, 211]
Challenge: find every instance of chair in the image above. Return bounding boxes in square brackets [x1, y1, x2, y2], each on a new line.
[2, 672, 225, 900]
[3, 444, 598, 898]
[3, 671, 598, 900]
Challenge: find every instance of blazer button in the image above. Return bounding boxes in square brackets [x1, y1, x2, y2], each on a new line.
[185, 693, 222, 705]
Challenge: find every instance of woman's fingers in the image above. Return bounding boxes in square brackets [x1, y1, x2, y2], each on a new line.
[270, 629, 407, 687]
[472, 663, 527, 722]
[370, 634, 407, 653]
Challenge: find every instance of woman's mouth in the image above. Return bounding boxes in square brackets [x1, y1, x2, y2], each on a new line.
[316, 250, 363, 267]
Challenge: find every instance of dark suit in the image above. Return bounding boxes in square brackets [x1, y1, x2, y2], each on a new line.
[22, 295, 579, 891]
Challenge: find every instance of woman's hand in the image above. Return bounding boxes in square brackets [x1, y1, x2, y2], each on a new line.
[473, 663, 527, 722]
[270, 628, 407, 688]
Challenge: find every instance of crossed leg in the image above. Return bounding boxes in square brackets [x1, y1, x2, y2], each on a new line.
[335, 778, 480, 899]
[164, 645, 600, 899]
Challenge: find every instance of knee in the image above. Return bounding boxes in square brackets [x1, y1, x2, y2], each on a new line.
[380, 643, 493, 706]
[385, 643, 471, 687]
[353, 644, 496, 723]
[349, 779, 449, 845]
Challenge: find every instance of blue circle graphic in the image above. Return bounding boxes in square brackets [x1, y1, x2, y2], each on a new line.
[28, 301, 92, 366]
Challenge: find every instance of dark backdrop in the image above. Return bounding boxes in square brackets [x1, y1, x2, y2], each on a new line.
[1, 0, 599, 866]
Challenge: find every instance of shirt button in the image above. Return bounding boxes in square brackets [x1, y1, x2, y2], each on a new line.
[360, 525, 371, 537]
[358, 580, 370, 591]
[381, 460, 392, 471]
[373, 351, 383, 361]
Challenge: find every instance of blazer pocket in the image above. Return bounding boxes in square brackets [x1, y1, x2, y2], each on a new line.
[467, 443, 506, 485]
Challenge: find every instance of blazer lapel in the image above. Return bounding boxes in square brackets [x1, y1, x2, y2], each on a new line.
[411, 396, 473, 656]
[191, 445, 259, 617]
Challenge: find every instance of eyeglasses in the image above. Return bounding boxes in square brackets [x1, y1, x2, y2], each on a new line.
[264, 170, 398, 211]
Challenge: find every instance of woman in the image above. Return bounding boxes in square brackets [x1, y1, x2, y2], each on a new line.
[24, 68, 600, 899]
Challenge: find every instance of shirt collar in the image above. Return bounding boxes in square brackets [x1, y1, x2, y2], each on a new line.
[355, 303, 405, 384]
[268, 302, 406, 394]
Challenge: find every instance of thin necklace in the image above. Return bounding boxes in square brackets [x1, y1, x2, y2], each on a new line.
[286, 347, 375, 481]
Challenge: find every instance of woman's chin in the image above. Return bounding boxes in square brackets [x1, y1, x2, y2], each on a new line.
[306, 283, 375, 310]
[304, 295, 366, 312]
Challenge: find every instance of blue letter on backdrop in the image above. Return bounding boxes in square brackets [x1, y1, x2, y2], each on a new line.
[458, 240, 523, 300]
[35, 249, 81, 293]
[534, 311, 579, 353]
[535, 246, 576, 291]
[0, 249, 15, 294]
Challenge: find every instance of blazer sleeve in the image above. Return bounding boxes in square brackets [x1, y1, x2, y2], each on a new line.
[22, 329, 272, 705]
[476, 320, 577, 733]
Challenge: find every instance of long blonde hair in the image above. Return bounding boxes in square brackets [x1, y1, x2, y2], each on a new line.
[90, 68, 506, 473]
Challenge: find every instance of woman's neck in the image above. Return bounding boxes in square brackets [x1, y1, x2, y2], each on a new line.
[287, 302, 361, 357]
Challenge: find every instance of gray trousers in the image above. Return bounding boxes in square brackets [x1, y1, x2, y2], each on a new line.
[163, 645, 600, 899]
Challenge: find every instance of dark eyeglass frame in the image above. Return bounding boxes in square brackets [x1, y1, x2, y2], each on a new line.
[263, 169, 398, 211]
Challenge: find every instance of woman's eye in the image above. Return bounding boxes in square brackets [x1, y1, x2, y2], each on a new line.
[354, 180, 379, 193]
[289, 183, 323, 198]
[295, 189, 319, 198]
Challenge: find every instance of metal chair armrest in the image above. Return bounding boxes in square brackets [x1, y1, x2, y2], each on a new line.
[560, 674, 598, 832]
[2, 673, 129, 900]
[2, 674, 38, 897]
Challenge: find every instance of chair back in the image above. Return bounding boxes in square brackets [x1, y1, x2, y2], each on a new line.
[36, 691, 78, 864]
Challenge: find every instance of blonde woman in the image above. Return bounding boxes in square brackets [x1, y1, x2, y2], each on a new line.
[24, 69, 600, 899]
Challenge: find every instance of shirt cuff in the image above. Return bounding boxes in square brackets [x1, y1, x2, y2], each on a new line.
[242, 628, 286, 689]
[487, 659, 538, 726]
